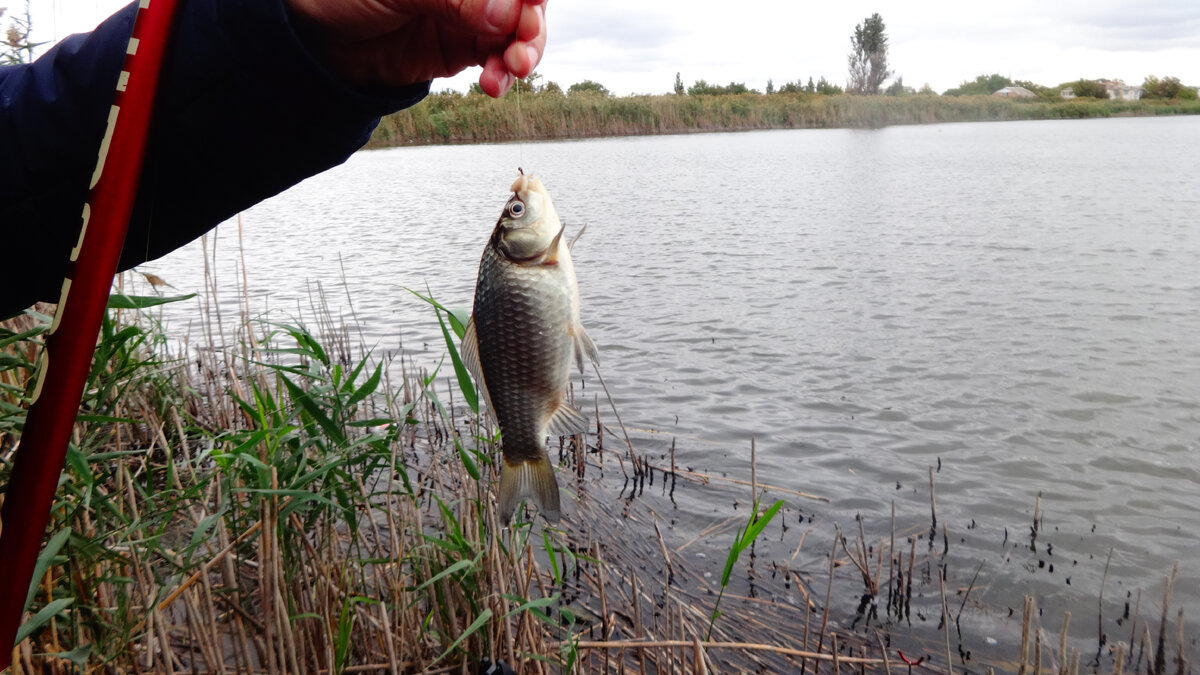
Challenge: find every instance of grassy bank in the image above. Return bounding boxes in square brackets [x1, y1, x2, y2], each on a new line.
[368, 91, 1200, 146]
[1, 270, 1193, 673]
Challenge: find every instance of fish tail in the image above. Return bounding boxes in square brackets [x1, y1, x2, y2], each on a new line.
[498, 455, 561, 524]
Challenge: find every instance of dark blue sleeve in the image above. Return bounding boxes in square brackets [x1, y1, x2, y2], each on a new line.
[0, 0, 430, 318]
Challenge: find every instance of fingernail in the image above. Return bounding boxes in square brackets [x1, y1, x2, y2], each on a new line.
[525, 44, 540, 71]
[485, 0, 511, 30]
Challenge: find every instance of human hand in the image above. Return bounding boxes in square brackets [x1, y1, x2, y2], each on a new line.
[285, 0, 547, 98]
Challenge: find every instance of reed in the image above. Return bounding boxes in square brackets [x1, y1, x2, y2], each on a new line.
[367, 90, 1200, 147]
[2, 266, 1195, 672]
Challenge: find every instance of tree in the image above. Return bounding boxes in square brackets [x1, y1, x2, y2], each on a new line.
[674, 72, 685, 95]
[686, 80, 752, 96]
[847, 13, 893, 95]
[567, 79, 610, 97]
[806, 77, 815, 93]
[815, 77, 843, 96]
[1066, 79, 1109, 99]
[942, 73, 1011, 96]
[765, 78, 775, 94]
[510, 70, 541, 95]
[1142, 75, 1187, 99]
[884, 75, 910, 96]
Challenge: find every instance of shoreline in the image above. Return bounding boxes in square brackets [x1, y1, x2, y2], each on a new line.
[365, 92, 1200, 148]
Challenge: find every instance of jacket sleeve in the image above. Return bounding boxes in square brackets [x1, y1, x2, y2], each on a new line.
[0, 0, 430, 318]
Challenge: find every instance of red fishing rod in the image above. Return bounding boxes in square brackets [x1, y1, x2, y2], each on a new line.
[0, 0, 182, 665]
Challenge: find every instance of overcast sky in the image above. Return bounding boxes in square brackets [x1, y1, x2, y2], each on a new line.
[22, 0, 1200, 96]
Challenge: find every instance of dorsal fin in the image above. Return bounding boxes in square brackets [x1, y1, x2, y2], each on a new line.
[567, 224, 587, 251]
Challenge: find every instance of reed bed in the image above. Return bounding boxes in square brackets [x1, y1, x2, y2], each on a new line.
[367, 91, 1200, 147]
[1, 274, 1193, 673]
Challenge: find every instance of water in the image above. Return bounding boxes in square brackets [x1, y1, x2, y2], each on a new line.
[153, 115, 1200, 649]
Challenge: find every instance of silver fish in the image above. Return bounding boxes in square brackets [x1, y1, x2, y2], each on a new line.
[462, 171, 598, 523]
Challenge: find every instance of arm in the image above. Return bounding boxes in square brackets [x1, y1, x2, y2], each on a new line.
[0, 0, 545, 318]
[1, 0, 427, 318]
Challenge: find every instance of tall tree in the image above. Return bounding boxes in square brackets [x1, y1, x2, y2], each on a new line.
[847, 13, 893, 95]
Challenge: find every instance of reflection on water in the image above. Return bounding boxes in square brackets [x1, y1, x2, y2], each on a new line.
[155, 116, 1200, 643]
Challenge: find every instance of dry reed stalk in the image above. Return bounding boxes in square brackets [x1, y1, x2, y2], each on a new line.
[1154, 562, 1178, 675]
[199, 569, 228, 675]
[929, 466, 938, 536]
[574, 639, 889, 665]
[1128, 588, 1142, 668]
[1018, 595, 1035, 675]
[644, 461, 829, 502]
[1058, 611, 1071, 675]
[939, 568, 953, 675]
[817, 527, 837, 658]
[876, 634, 893, 675]
[1034, 628, 1043, 675]
[1098, 547, 1114, 652]
[132, 517, 267, 636]
[1176, 608, 1186, 675]
[1113, 642, 1126, 675]
[906, 536, 916, 621]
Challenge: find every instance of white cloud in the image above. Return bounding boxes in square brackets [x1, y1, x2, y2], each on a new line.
[24, 0, 1200, 96]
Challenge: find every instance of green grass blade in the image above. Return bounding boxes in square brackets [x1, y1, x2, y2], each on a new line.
[106, 293, 196, 309]
[743, 499, 785, 545]
[346, 362, 382, 407]
[435, 308, 478, 415]
[16, 597, 73, 644]
[429, 608, 493, 668]
[24, 529, 71, 612]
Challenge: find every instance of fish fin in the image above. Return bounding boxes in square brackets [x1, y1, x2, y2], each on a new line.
[547, 401, 588, 436]
[461, 316, 496, 419]
[542, 225, 566, 265]
[567, 224, 587, 251]
[498, 456, 561, 523]
[570, 322, 600, 373]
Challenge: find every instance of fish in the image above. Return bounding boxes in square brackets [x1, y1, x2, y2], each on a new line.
[461, 171, 598, 523]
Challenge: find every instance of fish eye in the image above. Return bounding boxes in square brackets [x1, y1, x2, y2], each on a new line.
[507, 200, 525, 218]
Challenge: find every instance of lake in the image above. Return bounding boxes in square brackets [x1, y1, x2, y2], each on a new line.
[151, 115, 1200, 653]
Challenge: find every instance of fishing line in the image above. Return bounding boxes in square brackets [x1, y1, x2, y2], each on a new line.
[516, 73, 525, 167]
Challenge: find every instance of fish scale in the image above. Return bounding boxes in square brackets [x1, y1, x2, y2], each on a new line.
[461, 173, 598, 524]
[474, 253, 574, 457]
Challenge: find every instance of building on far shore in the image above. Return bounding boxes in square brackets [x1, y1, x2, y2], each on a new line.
[1059, 80, 1145, 100]
[993, 86, 1037, 98]
[1101, 80, 1144, 100]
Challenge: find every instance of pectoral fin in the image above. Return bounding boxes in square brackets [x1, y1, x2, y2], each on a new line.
[569, 322, 600, 373]
[541, 225, 566, 265]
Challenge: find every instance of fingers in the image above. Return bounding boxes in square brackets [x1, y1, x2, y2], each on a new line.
[479, 1, 544, 96]
[479, 53, 514, 98]
[515, 1, 541, 41]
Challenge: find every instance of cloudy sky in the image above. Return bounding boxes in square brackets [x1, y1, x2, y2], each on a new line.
[22, 0, 1200, 95]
